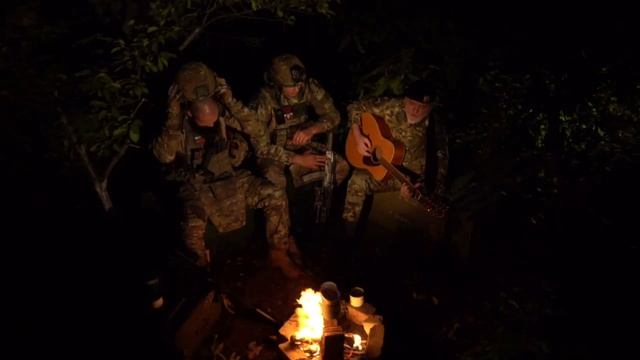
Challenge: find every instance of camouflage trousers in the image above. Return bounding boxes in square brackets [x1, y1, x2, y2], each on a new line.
[180, 173, 291, 266]
[342, 169, 406, 223]
[258, 153, 350, 189]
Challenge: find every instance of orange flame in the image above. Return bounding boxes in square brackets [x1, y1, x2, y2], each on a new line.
[294, 288, 324, 341]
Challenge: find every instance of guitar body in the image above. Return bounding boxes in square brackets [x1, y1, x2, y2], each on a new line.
[345, 113, 405, 181]
[346, 112, 449, 218]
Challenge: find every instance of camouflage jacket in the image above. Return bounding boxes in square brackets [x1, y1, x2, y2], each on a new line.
[250, 78, 341, 165]
[152, 109, 251, 183]
[164, 73, 270, 164]
[347, 97, 449, 195]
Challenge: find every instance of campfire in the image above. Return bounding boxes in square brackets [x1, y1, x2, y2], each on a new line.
[290, 288, 323, 357]
[278, 283, 384, 359]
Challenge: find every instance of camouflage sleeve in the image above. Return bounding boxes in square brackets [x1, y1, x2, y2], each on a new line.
[222, 113, 273, 163]
[307, 78, 340, 132]
[247, 90, 296, 165]
[152, 120, 185, 164]
[222, 114, 242, 132]
[347, 97, 393, 127]
[223, 104, 270, 157]
[213, 76, 294, 164]
[227, 128, 251, 168]
[214, 74, 256, 128]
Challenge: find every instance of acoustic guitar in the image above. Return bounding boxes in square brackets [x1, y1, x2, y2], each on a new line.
[345, 112, 448, 218]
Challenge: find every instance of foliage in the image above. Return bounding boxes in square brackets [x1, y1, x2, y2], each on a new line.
[45, 0, 337, 209]
[351, 48, 442, 98]
[442, 285, 554, 360]
[67, 4, 181, 164]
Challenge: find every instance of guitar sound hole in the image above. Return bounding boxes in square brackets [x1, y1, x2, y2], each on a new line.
[363, 153, 379, 167]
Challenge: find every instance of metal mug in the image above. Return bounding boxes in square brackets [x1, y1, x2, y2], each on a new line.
[320, 281, 341, 320]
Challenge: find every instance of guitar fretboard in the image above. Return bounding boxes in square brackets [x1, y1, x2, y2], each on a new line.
[373, 147, 452, 219]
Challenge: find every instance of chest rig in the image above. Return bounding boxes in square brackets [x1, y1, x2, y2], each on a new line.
[184, 119, 247, 233]
[270, 100, 312, 147]
[184, 120, 235, 181]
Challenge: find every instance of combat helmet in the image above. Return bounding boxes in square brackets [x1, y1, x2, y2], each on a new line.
[267, 54, 306, 87]
[176, 62, 217, 102]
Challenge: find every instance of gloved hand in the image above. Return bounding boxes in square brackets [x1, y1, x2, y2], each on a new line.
[215, 76, 234, 108]
[166, 83, 182, 130]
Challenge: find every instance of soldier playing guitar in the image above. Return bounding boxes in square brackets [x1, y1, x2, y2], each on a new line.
[342, 80, 450, 225]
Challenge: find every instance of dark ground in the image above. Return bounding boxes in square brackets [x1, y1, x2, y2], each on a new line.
[8, 142, 639, 360]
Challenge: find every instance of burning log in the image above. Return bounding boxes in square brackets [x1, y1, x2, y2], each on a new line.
[289, 334, 321, 358]
[278, 288, 324, 359]
[279, 284, 384, 359]
[344, 333, 368, 357]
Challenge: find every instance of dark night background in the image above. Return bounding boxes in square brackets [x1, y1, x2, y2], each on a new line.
[3, 1, 639, 359]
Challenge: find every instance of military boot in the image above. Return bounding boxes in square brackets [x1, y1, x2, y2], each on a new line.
[269, 249, 303, 279]
[287, 236, 303, 266]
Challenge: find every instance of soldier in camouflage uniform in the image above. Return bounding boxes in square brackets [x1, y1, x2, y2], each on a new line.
[249, 54, 350, 189]
[153, 62, 302, 278]
[342, 79, 449, 226]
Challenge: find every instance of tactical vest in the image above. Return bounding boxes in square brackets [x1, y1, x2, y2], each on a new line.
[270, 96, 313, 147]
[183, 120, 247, 232]
[183, 120, 235, 181]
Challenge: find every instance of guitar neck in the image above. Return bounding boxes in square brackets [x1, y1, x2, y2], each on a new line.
[355, 127, 447, 218]
[377, 156, 414, 189]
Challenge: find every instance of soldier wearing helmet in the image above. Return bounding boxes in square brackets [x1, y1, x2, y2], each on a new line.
[153, 62, 303, 278]
[250, 54, 350, 189]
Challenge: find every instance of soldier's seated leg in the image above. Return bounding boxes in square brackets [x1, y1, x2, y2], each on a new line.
[334, 154, 351, 186]
[257, 158, 288, 189]
[242, 175, 303, 278]
[183, 208, 210, 269]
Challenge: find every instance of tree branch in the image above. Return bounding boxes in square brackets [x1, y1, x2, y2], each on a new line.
[105, 141, 130, 181]
[105, 97, 146, 180]
[204, 10, 259, 27]
[62, 113, 114, 211]
[179, 8, 266, 52]
[202, 0, 215, 25]
[60, 113, 100, 184]
[131, 97, 147, 119]
[179, 26, 202, 52]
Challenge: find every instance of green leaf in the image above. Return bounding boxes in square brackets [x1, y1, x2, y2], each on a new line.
[147, 26, 158, 33]
[129, 119, 142, 143]
[74, 69, 92, 77]
[113, 126, 127, 138]
[90, 100, 108, 109]
[389, 77, 403, 95]
[159, 57, 168, 69]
